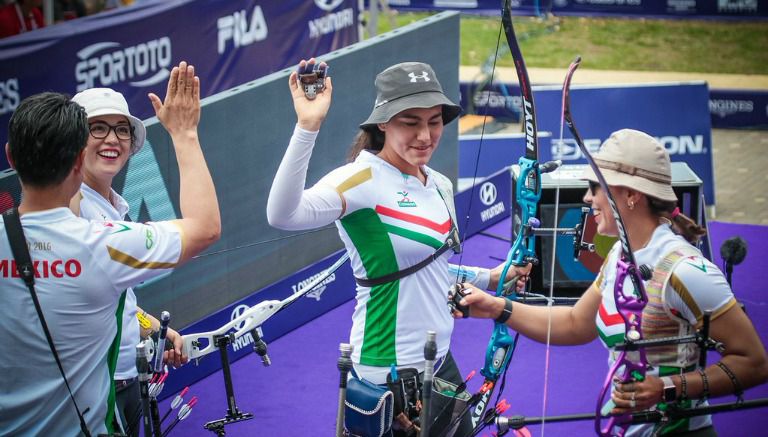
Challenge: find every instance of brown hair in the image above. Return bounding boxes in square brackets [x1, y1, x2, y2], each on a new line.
[347, 127, 385, 162]
[648, 197, 706, 244]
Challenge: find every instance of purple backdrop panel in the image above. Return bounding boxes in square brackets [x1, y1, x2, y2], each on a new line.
[461, 82, 768, 131]
[160, 250, 356, 399]
[382, 0, 768, 18]
[158, 219, 768, 436]
[710, 89, 768, 129]
[459, 132, 552, 179]
[0, 0, 359, 169]
[455, 167, 512, 238]
[532, 82, 715, 205]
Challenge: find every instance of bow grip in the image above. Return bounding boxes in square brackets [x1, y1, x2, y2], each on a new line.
[481, 324, 515, 381]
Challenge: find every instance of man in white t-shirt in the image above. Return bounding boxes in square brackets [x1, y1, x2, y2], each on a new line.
[0, 61, 220, 435]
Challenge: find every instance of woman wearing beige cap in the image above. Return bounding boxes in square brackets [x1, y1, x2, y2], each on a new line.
[267, 59, 528, 434]
[455, 129, 768, 436]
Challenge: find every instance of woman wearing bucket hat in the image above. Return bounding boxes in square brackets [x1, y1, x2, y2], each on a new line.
[454, 129, 768, 436]
[70, 62, 204, 435]
[267, 59, 529, 434]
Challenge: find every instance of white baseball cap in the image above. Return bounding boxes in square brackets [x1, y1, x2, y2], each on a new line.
[72, 88, 146, 155]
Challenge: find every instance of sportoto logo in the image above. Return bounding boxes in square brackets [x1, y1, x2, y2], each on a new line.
[479, 182, 497, 206]
[314, 0, 344, 11]
[75, 38, 172, 90]
[230, 304, 250, 331]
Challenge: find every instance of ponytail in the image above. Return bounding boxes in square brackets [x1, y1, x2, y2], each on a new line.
[347, 127, 385, 162]
[648, 197, 706, 244]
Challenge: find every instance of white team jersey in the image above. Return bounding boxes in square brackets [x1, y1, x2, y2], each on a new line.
[267, 127, 490, 384]
[0, 207, 182, 435]
[78, 183, 141, 381]
[318, 151, 455, 383]
[595, 224, 734, 436]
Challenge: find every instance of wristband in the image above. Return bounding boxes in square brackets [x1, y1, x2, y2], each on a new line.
[716, 362, 744, 401]
[697, 368, 710, 404]
[137, 311, 152, 330]
[661, 376, 676, 403]
[679, 373, 688, 401]
[494, 298, 513, 324]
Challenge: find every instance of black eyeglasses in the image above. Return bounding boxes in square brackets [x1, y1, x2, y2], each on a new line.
[588, 180, 600, 195]
[89, 122, 132, 141]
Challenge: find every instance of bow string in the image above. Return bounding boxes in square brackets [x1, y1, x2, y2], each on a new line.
[465, 0, 562, 432]
[561, 56, 652, 437]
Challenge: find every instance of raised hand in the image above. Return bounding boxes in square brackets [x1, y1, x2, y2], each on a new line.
[288, 58, 333, 131]
[149, 61, 201, 138]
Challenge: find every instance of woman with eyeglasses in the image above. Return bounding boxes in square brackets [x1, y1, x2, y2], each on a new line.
[454, 129, 768, 436]
[69, 62, 199, 436]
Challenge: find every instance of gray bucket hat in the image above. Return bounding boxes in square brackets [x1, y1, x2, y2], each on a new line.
[360, 62, 461, 128]
[580, 129, 677, 202]
[72, 88, 146, 155]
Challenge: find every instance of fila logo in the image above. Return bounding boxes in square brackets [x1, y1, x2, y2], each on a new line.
[408, 71, 430, 83]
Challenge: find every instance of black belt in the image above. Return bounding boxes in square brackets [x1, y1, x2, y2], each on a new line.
[354, 228, 460, 288]
[114, 377, 138, 391]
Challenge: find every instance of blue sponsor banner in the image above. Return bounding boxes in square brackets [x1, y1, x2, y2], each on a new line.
[0, 0, 359, 169]
[160, 250, 355, 399]
[455, 167, 511, 238]
[458, 131, 551, 181]
[459, 81, 522, 122]
[461, 81, 768, 131]
[383, 0, 768, 18]
[710, 89, 768, 129]
[531, 82, 716, 205]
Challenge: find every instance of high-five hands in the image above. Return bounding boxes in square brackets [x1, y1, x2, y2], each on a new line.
[149, 61, 201, 137]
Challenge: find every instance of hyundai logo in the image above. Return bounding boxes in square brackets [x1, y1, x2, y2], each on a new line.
[230, 304, 250, 331]
[479, 182, 497, 206]
[314, 0, 344, 11]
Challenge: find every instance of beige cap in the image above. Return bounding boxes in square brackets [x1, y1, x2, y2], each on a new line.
[580, 129, 677, 202]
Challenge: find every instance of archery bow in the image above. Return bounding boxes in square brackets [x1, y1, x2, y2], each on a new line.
[468, 0, 556, 430]
[562, 56, 653, 437]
